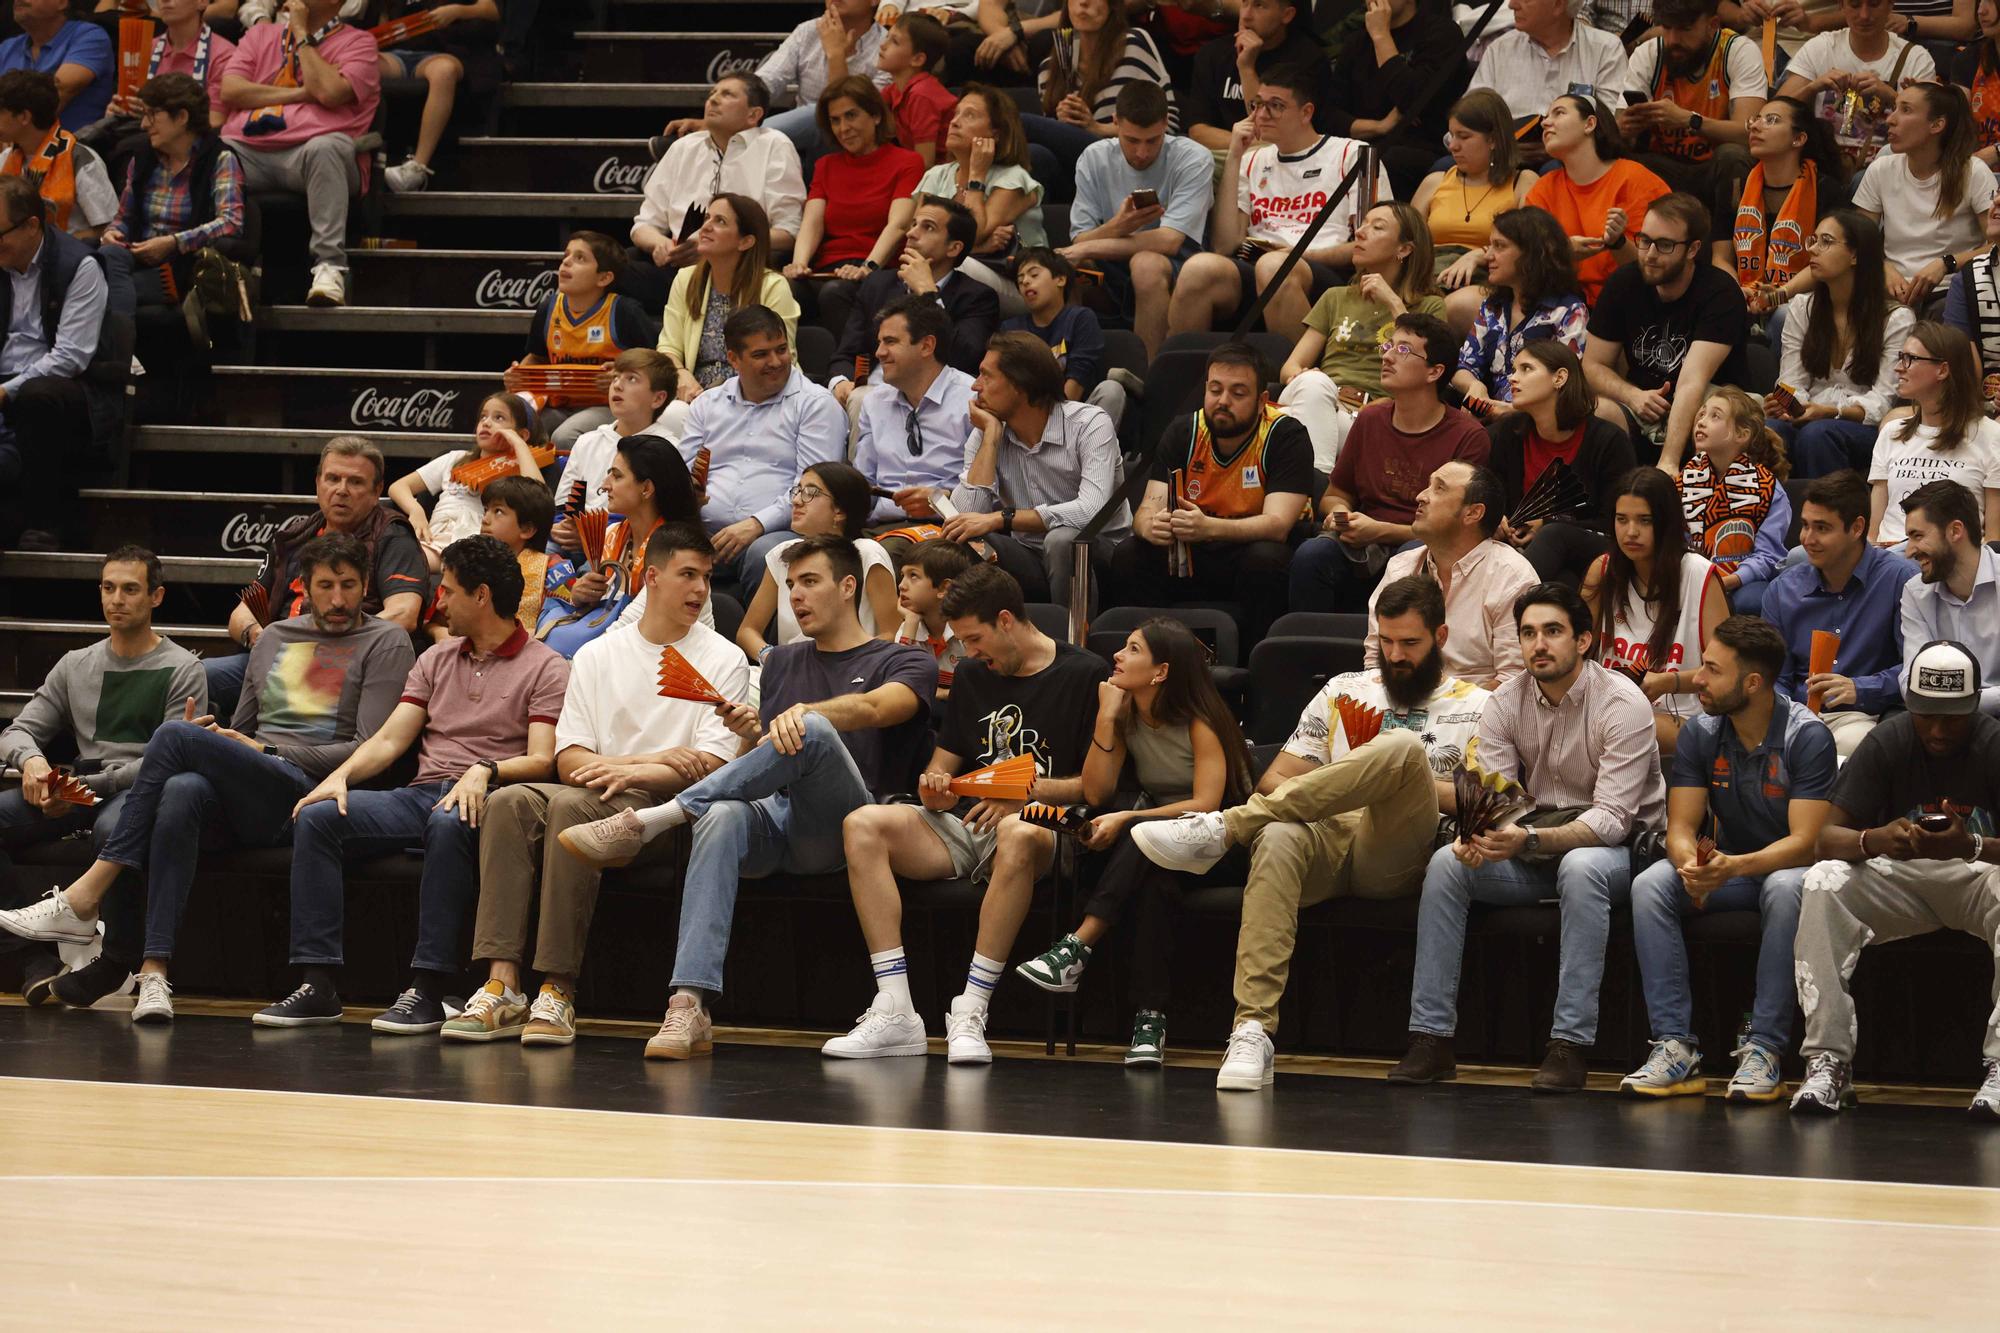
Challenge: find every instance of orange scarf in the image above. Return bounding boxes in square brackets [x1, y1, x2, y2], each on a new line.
[3, 127, 79, 234]
[1732, 159, 1816, 291]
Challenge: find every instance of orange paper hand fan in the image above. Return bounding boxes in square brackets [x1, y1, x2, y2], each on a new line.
[657, 646, 729, 706]
[1334, 694, 1383, 748]
[451, 444, 558, 492]
[690, 445, 712, 493]
[238, 581, 272, 626]
[947, 753, 1037, 802]
[49, 772, 99, 807]
[573, 509, 610, 567]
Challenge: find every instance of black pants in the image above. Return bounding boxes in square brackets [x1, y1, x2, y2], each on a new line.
[0, 375, 94, 544]
[1106, 535, 1296, 644]
[1081, 828, 1247, 1013]
[615, 249, 678, 314]
[1522, 520, 1610, 589]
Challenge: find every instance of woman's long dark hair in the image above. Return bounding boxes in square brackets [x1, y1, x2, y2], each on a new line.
[1915, 82, 1979, 221]
[1598, 468, 1691, 675]
[1125, 617, 1252, 804]
[1489, 206, 1580, 312]
[1765, 94, 1846, 190]
[800, 460, 872, 540]
[1552, 93, 1626, 164]
[614, 434, 701, 525]
[1800, 209, 1888, 387]
[687, 192, 772, 320]
[1041, 0, 1128, 117]
[1519, 337, 1595, 434]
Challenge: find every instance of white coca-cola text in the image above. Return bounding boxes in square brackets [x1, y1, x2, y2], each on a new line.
[473, 267, 558, 309]
[220, 512, 287, 554]
[705, 49, 763, 84]
[592, 156, 648, 193]
[351, 386, 462, 431]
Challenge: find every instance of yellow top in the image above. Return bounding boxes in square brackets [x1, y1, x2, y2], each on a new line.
[1427, 168, 1520, 250]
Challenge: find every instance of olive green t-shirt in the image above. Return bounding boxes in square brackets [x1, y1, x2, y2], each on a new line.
[1304, 287, 1448, 396]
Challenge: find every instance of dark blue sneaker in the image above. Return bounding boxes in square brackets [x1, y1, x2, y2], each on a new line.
[371, 988, 446, 1035]
[253, 981, 343, 1027]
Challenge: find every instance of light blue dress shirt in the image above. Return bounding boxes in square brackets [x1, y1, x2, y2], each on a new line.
[677, 365, 846, 535]
[0, 234, 106, 399]
[852, 365, 975, 522]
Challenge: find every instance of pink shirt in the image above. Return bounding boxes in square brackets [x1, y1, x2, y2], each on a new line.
[153, 27, 236, 112]
[219, 21, 379, 154]
[400, 627, 571, 786]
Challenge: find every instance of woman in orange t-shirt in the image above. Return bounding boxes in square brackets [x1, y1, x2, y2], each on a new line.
[1525, 94, 1670, 306]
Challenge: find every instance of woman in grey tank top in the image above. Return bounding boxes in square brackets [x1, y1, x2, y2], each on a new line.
[1014, 618, 1252, 1066]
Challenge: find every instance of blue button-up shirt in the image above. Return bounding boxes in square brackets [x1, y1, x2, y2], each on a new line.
[0, 21, 113, 132]
[852, 365, 975, 523]
[1764, 543, 1919, 715]
[677, 365, 846, 535]
[1900, 543, 2000, 716]
[0, 233, 106, 398]
[1669, 693, 1837, 855]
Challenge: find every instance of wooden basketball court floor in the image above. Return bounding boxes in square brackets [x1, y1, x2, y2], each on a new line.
[5, 1002, 1998, 1328]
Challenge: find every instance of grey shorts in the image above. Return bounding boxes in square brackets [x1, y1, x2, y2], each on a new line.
[915, 807, 998, 883]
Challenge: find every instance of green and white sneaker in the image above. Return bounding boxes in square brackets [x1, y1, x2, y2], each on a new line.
[1015, 933, 1091, 993]
[1125, 1010, 1165, 1066]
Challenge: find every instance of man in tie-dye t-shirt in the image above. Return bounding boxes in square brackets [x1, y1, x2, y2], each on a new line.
[0, 533, 413, 1013]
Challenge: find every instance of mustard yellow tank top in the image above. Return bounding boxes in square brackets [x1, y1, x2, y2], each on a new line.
[1427, 168, 1520, 249]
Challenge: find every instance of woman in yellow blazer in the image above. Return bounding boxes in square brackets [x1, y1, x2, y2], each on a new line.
[657, 192, 801, 404]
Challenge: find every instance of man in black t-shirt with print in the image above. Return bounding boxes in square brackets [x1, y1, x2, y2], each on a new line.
[1790, 641, 2000, 1120]
[557, 535, 939, 1062]
[824, 562, 1106, 1067]
[1106, 342, 1313, 640]
[1582, 193, 1750, 471]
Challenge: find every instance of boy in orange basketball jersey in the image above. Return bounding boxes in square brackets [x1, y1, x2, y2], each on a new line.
[1105, 341, 1314, 639]
[518, 231, 662, 447]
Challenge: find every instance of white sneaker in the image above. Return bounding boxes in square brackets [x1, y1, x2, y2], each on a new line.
[0, 888, 98, 945]
[1971, 1059, 2000, 1121]
[383, 156, 433, 193]
[306, 263, 347, 308]
[945, 995, 992, 1065]
[1132, 811, 1231, 873]
[131, 972, 173, 1023]
[1215, 1019, 1274, 1091]
[822, 991, 928, 1059]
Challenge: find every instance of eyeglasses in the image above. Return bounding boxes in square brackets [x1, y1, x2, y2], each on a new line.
[1805, 233, 1845, 252]
[1377, 341, 1425, 360]
[904, 408, 924, 458]
[1630, 234, 1691, 255]
[1895, 351, 1948, 368]
[789, 484, 829, 504]
[1247, 98, 1293, 116]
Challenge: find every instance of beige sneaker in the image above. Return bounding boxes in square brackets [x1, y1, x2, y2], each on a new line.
[644, 992, 713, 1060]
[557, 808, 646, 869]
[441, 980, 530, 1042]
[520, 983, 577, 1046]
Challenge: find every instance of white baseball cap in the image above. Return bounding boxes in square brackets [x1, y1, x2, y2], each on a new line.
[1906, 640, 1982, 716]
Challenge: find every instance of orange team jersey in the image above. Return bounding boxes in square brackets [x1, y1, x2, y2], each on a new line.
[1642, 30, 1738, 165]
[1182, 401, 1286, 520]
[542, 292, 636, 364]
[1974, 61, 2000, 150]
[1527, 160, 1670, 306]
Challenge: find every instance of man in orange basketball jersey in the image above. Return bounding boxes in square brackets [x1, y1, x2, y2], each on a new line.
[1106, 341, 1313, 639]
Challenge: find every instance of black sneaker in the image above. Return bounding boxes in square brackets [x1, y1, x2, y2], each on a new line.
[371, 987, 446, 1035]
[52, 954, 131, 1009]
[20, 949, 63, 1007]
[1532, 1039, 1590, 1093]
[1386, 1033, 1457, 1084]
[252, 981, 343, 1027]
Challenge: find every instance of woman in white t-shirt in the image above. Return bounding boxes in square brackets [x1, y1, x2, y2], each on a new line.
[1775, 8, 1938, 172]
[1581, 467, 1726, 755]
[1852, 82, 1998, 305]
[1869, 320, 2000, 542]
[736, 461, 902, 661]
[388, 392, 545, 567]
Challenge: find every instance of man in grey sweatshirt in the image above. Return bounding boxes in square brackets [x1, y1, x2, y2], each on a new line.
[0, 532, 414, 1014]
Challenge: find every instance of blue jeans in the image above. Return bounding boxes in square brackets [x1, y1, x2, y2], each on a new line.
[203, 651, 249, 724]
[1630, 859, 1804, 1056]
[1768, 415, 1878, 479]
[670, 713, 871, 994]
[1409, 842, 1634, 1046]
[1020, 112, 1100, 177]
[97, 721, 308, 962]
[287, 780, 477, 973]
[1287, 533, 1385, 613]
[1730, 577, 1768, 616]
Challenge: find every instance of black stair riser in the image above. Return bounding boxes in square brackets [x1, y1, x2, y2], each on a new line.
[351, 252, 556, 309]
[606, 0, 822, 33]
[581, 35, 784, 85]
[203, 375, 491, 434]
[84, 495, 319, 561]
[439, 143, 653, 195]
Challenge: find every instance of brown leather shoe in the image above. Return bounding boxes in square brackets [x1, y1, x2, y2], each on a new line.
[1386, 1032, 1457, 1084]
[1532, 1039, 1589, 1093]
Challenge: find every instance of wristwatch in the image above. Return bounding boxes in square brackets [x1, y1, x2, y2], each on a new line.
[1001, 506, 1017, 534]
[474, 759, 501, 784]
[1687, 112, 1704, 135]
[964, 180, 987, 193]
[862, 258, 880, 272]
[1944, 252, 1960, 274]
[1523, 826, 1541, 855]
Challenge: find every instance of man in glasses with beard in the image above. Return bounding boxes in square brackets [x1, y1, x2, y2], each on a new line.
[1131, 575, 1491, 1091]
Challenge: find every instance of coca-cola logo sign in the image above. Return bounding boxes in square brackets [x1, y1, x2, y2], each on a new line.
[706, 49, 763, 83]
[351, 386, 462, 431]
[220, 512, 285, 555]
[474, 267, 558, 309]
[593, 156, 648, 194]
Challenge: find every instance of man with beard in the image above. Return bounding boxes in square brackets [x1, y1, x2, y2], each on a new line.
[1131, 576, 1490, 1090]
[1617, 0, 1764, 207]
[255, 536, 570, 1033]
[1898, 480, 2000, 716]
[0, 534, 413, 1015]
[1106, 341, 1312, 640]
[1620, 615, 1835, 1103]
[1582, 193, 1749, 472]
[1789, 640, 2000, 1119]
[1391, 581, 1666, 1093]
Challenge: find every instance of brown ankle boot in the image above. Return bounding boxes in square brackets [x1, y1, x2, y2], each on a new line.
[1532, 1039, 1589, 1093]
[1387, 1032, 1457, 1084]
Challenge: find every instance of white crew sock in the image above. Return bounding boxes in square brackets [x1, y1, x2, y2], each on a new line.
[634, 800, 688, 839]
[960, 952, 1004, 1013]
[870, 947, 913, 1012]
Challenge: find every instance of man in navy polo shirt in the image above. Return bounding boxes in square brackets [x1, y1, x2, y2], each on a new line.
[1620, 615, 1837, 1105]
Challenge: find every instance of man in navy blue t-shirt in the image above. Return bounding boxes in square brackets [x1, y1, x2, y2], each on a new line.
[1621, 615, 1837, 1104]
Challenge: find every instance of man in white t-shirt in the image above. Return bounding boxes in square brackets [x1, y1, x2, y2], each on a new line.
[1130, 575, 1490, 1091]
[1164, 63, 1389, 343]
[450, 523, 750, 1047]
[1774, 0, 1937, 173]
